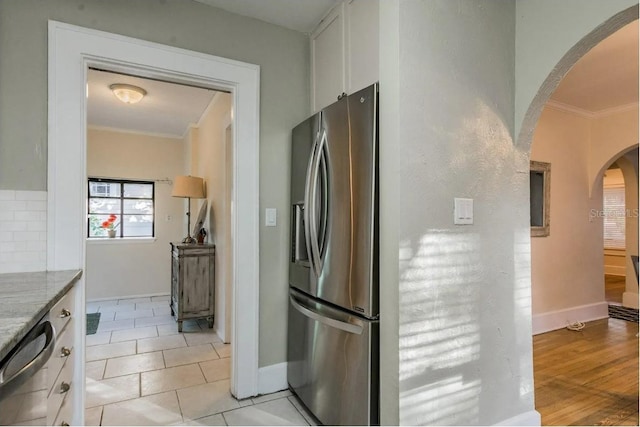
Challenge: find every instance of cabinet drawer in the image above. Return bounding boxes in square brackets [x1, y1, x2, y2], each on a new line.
[53, 391, 73, 427]
[47, 355, 74, 425]
[48, 325, 74, 395]
[50, 288, 75, 337]
[174, 248, 215, 257]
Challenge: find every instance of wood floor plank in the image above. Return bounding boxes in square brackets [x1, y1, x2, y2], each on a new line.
[534, 318, 639, 426]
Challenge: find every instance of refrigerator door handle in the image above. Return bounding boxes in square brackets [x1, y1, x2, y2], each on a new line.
[303, 127, 321, 276]
[317, 144, 329, 256]
[306, 128, 327, 277]
[289, 294, 363, 335]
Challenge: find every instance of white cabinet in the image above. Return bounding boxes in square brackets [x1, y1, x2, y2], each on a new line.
[346, 0, 379, 94]
[311, 0, 379, 112]
[47, 286, 76, 426]
[311, 2, 346, 113]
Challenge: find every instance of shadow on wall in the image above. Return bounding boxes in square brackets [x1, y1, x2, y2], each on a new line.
[397, 227, 532, 425]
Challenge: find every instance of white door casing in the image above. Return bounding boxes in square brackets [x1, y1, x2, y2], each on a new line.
[47, 21, 260, 422]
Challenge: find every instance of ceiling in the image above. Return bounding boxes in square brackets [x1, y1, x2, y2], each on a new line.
[550, 20, 639, 113]
[193, 0, 338, 33]
[87, 69, 218, 138]
[87, 6, 637, 135]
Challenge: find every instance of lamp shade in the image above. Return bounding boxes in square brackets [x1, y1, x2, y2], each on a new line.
[172, 175, 205, 199]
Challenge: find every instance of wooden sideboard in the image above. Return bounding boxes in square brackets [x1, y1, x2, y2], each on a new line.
[170, 243, 215, 332]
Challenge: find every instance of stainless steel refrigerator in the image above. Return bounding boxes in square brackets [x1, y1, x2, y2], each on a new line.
[287, 83, 379, 426]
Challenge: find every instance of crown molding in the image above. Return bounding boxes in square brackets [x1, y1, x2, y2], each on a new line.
[592, 102, 639, 118]
[87, 124, 184, 140]
[545, 100, 639, 119]
[545, 100, 595, 118]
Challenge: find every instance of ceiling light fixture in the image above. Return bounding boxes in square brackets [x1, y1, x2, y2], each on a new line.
[110, 83, 147, 104]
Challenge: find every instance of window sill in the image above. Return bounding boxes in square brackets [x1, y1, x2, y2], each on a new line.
[87, 237, 157, 245]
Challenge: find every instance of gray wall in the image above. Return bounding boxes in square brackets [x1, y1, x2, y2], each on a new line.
[0, 0, 309, 368]
[383, 1, 535, 424]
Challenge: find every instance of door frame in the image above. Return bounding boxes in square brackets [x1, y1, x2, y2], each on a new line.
[47, 21, 260, 421]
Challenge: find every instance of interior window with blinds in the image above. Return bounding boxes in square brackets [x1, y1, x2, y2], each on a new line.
[603, 186, 625, 249]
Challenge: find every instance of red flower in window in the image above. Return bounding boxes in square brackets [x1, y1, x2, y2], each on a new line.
[101, 216, 119, 231]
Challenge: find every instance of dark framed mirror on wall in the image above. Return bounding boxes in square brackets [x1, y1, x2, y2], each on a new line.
[530, 160, 550, 237]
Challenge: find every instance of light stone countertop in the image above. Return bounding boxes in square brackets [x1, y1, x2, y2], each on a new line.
[0, 270, 82, 362]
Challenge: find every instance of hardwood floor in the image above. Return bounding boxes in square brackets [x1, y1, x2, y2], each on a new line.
[605, 275, 626, 305]
[534, 318, 639, 426]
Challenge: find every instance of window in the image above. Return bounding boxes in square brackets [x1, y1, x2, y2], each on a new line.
[88, 178, 155, 238]
[530, 161, 551, 237]
[603, 186, 625, 249]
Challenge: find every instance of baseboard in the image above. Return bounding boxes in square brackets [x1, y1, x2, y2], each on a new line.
[257, 362, 288, 395]
[532, 302, 609, 335]
[215, 325, 229, 344]
[87, 292, 170, 303]
[495, 410, 541, 426]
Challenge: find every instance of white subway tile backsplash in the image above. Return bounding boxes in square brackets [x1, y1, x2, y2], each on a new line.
[0, 221, 27, 232]
[26, 201, 46, 211]
[27, 222, 46, 232]
[0, 242, 28, 252]
[0, 191, 16, 201]
[0, 190, 47, 273]
[0, 201, 27, 211]
[13, 231, 40, 241]
[26, 241, 46, 251]
[15, 191, 46, 201]
[14, 211, 42, 221]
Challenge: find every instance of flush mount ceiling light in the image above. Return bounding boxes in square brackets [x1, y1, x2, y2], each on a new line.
[109, 83, 147, 104]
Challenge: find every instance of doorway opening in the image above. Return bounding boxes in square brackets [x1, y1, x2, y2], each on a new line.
[48, 21, 260, 424]
[82, 68, 238, 424]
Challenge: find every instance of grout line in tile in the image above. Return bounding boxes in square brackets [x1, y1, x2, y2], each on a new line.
[289, 396, 311, 426]
[174, 389, 186, 425]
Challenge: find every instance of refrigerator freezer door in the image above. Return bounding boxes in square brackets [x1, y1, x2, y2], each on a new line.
[287, 289, 379, 426]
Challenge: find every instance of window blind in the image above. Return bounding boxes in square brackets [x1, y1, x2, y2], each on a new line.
[603, 186, 625, 249]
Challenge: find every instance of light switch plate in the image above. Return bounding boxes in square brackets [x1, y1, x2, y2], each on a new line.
[265, 208, 277, 227]
[454, 198, 473, 225]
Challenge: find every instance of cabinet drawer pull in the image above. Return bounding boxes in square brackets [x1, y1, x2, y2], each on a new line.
[59, 308, 71, 318]
[59, 381, 71, 394]
[60, 346, 72, 357]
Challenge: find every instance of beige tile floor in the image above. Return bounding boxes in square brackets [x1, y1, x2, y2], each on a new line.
[85, 296, 317, 426]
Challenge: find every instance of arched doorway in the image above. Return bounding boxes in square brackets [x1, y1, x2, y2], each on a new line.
[520, 6, 639, 426]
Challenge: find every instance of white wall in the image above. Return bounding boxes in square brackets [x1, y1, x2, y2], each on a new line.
[187, 93, 233, 342]
[86, 128, 185, 300]
[384, 1, 536, 425]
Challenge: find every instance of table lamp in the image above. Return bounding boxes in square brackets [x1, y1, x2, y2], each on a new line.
[172, 175, 205, 244]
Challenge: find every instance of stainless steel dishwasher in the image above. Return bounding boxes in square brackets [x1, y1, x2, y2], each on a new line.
[0, 314, 56, 425]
